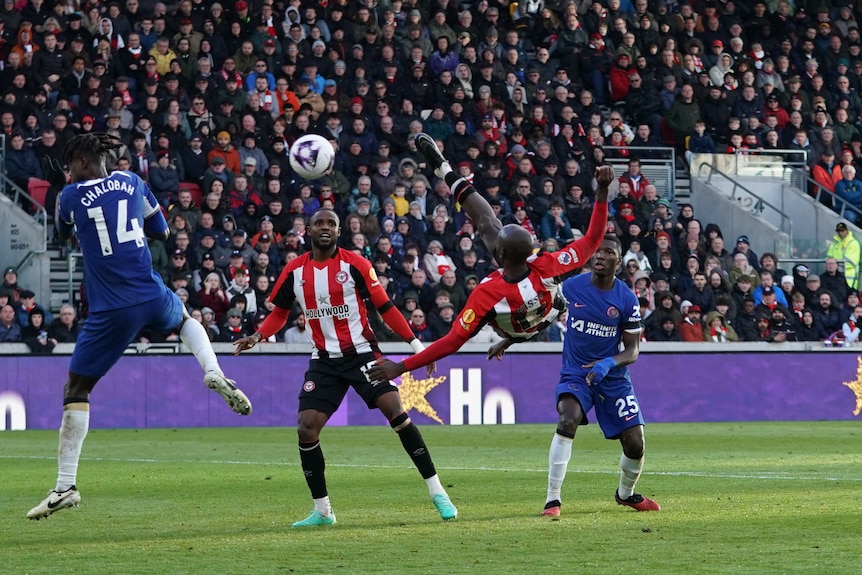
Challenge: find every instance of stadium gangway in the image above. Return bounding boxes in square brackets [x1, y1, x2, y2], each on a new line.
[601, 145, 677, 201]
[696, 160, 794, 238]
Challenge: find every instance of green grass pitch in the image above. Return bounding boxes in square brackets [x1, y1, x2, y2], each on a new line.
[1, 422, 859, 575]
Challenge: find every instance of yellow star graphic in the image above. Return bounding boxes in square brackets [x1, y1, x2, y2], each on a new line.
[397, 371, 447, 424]
[842, 357, 862, 416]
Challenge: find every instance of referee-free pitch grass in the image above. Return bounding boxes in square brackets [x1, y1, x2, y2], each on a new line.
[1, 422, 859, 575]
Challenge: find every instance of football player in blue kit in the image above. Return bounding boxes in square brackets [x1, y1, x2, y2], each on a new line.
[544, 233, 660, 515]
[495, 233, 659, 515]
[27, 133, 252, 520]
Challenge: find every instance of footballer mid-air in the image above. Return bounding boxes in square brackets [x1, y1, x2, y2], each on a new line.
[27, 133, 252, 520]
[368, 133, 613, 382]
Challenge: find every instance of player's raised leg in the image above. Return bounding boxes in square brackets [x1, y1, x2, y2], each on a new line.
[377, 391, 457, 520]
[614, 425, 660, 511]
[177, 308, 252, 415]
[414, 133, 502, 255]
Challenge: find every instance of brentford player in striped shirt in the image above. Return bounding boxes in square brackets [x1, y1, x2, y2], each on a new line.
[369, 133, 613, 383]
[233, 209, 457, 527]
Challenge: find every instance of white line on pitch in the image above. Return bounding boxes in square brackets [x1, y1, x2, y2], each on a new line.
[0, 454, 857, 481]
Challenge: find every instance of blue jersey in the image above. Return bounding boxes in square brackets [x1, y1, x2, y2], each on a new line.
[560, 273, 642, 379]
[57, 171, 166, 312]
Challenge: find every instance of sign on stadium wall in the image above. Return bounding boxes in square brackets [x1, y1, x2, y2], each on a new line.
[1, 353, 861, 430]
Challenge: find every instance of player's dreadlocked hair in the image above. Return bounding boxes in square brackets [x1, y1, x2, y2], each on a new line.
[61, 132, 123, 166]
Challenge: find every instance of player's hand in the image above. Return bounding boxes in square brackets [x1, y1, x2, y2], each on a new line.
[368, 358, 404, 382]
[426, 361, 437, 378]
[41, 155, 68, 189]
[233, 333, 261, 355]
[583, 357, 617, 385]
[595, 165, 615, 188]
[487, 338, 513, 361]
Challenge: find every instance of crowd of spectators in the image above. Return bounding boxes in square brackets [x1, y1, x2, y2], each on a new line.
[4, 0, 862, 346]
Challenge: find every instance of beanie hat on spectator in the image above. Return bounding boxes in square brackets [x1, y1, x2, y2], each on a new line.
[656, 231, 671, 242]
[235, 0, 247, 10]
[688, 304, 701, 313]
[351, 97, 364, 107]
[781, 275, 794, 285]
[762, 286, 775, 295]
[201, 307, 214, 315]
[403, 291, 419, 303]
[680, 299, 693, 313]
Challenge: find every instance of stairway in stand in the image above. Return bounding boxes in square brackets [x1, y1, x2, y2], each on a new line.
[674, 165, 691, 203]
[47, 244, 83, 314]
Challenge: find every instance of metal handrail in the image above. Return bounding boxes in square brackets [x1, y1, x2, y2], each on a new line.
[800, 171, 862, 224]
[697, 161, 794, 238]
[67, 249, 83, 310]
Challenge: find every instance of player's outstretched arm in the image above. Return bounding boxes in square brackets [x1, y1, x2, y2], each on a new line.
[368, 327, 469, 381]
[233, 306, 291, 354]
[557, 166, 613, 275]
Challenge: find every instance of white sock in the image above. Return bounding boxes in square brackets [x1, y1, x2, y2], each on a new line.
[546, 433, 573, 504]
[313, 496, 332, 517]
[56, 409, 90, 492]
[425, 474, 446, 497]
[180, 318, 222, 375]
[618, 454, 644, 499]
[439, 161, 453, 178]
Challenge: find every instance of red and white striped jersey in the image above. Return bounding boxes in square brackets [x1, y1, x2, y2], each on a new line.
[270, 248, 382, 359]
[455, 245, 587, 341]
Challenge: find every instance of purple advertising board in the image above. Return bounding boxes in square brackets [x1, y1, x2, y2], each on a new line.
[1, 352, 861, 430]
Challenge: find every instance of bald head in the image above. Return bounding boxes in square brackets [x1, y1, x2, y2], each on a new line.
[498, 224, 534, 265]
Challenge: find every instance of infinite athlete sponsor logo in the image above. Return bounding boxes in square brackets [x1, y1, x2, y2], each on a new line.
[306, 304, 350, 320]
[583, 321, 618, 338]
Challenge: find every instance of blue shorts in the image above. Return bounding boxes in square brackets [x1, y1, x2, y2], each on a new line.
[70, 287, 184, 378]
[556, 374, 644, 439]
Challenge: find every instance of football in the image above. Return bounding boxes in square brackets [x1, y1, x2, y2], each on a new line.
[289, 134, 335, 180]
